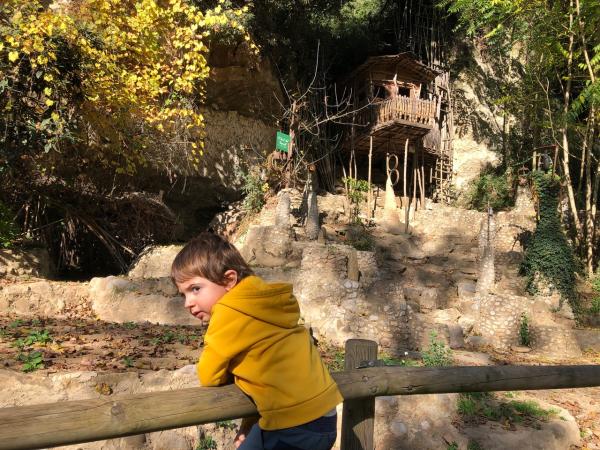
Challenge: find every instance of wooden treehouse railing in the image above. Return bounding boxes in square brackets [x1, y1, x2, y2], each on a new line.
[1, 339, 599, 450]
[356, 97, 437, 129]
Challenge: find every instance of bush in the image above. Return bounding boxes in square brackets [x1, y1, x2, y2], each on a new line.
[466, 168, 514, 211]
[519, 313, 530, 346]
[342, 177, 370, 223]
[241, 170, 268, 213]
[422, 331, 453, 367]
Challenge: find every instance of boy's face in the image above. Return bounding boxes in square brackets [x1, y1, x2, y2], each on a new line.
[176, 272, 237, 323]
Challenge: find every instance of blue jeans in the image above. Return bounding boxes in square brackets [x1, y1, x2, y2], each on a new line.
[238, 414, 337, 450]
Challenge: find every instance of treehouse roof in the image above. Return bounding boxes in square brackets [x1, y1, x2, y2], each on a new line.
[346, 52, 441, 85]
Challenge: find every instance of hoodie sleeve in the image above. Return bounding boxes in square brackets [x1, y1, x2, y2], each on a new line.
[197, 345, 231, 386]
[196, 304, 252, 387]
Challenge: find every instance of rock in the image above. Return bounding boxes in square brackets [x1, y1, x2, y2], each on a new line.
[511, 345, 532, 353]
[448, 324, 465, 349]
[465, 335, 489, 349]
[430, 308, 461, 324]
[419, 288, 439, 311]
[347, 249, 359, 282]
[128, 245, 183, 279]
[461, 398, 580, 450]
[374, 393, 468, 450]
[452, 350, 493, 366]
[0, 247, 54, 279]
[240, 225, 294, 267]
[458, 316, 476, 333]
[457, 280, 477, 299]
[89, 276, 198, 325]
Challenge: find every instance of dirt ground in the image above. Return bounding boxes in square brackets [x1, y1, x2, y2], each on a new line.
[0, 315, 205, 373]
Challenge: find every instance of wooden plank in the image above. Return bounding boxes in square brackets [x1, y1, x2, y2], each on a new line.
[2, 365, 600, 450]
[341, 339, 378, 450]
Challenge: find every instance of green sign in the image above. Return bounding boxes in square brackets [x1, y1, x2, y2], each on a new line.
[276, 131, 291, 152]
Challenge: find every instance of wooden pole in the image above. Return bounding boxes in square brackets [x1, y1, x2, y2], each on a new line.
[341, 339, 378, 450]
[419, 147, 425, 207]
[2, 364, 600, 450]
[367, 135, 373, 219]
[403, 138, 408, 199]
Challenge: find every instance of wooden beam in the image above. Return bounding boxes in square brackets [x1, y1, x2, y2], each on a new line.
[341, 340, 377, 450]
[2, 365, 600, 450]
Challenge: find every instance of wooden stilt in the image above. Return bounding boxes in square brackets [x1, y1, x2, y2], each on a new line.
[367, 135, 373, 219]
[420, 146, 426, 207]
[403, 138, 409, 200]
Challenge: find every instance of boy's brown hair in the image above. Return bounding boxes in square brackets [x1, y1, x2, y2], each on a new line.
[171, 232, 254, 285]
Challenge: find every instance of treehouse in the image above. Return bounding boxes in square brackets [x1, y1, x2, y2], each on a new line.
[341, 52, 453, 203]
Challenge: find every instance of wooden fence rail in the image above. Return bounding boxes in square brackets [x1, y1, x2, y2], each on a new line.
[1, 361, 600, 450]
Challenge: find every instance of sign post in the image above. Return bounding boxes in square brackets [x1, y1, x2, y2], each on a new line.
[276, 131, 291, 153]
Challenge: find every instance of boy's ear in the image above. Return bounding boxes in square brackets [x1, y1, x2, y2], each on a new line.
[223, 270, 238, 291]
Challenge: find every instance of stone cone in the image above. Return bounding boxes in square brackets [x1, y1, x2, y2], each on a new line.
[381, 175, 403, 234]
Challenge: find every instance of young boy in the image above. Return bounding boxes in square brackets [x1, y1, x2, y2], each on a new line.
[171, 232, 342, 450]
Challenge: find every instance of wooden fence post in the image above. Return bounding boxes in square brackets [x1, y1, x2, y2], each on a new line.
[341, 339, 378, 450]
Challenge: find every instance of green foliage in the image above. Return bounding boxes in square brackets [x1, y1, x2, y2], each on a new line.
[122, 356, 134, 368]
[241, 171, 268, 213]
[19, 350, 44, 372]
[467, 441, 484, 450]
[0, 201, 18, 248]
[422, 331, 453, 367]
[519, 313, 530, 347]
[588, 274, 600, 314]
[346, 224, 374, 251]
[196, 435, 217, 450]
[447, 443, 459, 450]
[466, 169, 513, 211]
[24, 329, 52, 346]
[380, 353, 421, 367]
[343, 177, 370, 224]
[215, 420, 236, 430]
[457, 392, 558, 423]
[521, 172, 578, 308]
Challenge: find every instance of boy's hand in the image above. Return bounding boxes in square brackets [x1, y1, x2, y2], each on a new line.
[234, 416, 259, 448]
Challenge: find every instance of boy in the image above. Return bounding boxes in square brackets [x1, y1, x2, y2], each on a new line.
[171, 232, 342, 450]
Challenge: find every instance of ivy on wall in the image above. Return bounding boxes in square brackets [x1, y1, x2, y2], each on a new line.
[520, 171, 578, 309]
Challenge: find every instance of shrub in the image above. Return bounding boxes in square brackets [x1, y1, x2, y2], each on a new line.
[342, 177, 370, 223]
[422, 331, 453, 367]
[466, 168, 514, 211]
[241, 170, 268, 213]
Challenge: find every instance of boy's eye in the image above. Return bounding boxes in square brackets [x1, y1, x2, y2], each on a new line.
[191, 286, 201, 293]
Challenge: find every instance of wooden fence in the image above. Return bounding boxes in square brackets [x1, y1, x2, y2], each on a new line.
[355, 97, 437, 129]
[1, 339, 599, 450]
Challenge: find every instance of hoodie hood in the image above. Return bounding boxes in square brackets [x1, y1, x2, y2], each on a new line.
[217, 275, 300, 328]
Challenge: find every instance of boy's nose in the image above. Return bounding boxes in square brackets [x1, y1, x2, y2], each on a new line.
[183, 296, 193, 309]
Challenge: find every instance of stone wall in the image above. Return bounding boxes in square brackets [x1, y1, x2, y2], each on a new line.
[294, 243, 412, 355]
[0, 247, 54, 279]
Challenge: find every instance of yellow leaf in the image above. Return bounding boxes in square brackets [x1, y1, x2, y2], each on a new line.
[43, 73, 53, 82]
[45, 99, 54, 106]
[0, 43, 3, 51]
[44, 87, 52, 96]
[51, 112, 59, 121]
[8, 51, 19, 62]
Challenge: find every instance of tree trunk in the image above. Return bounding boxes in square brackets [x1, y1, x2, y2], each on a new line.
[561, 1, 583, 247]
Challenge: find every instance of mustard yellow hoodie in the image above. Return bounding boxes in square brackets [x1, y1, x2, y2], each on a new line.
[197, 275, 343, 430]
